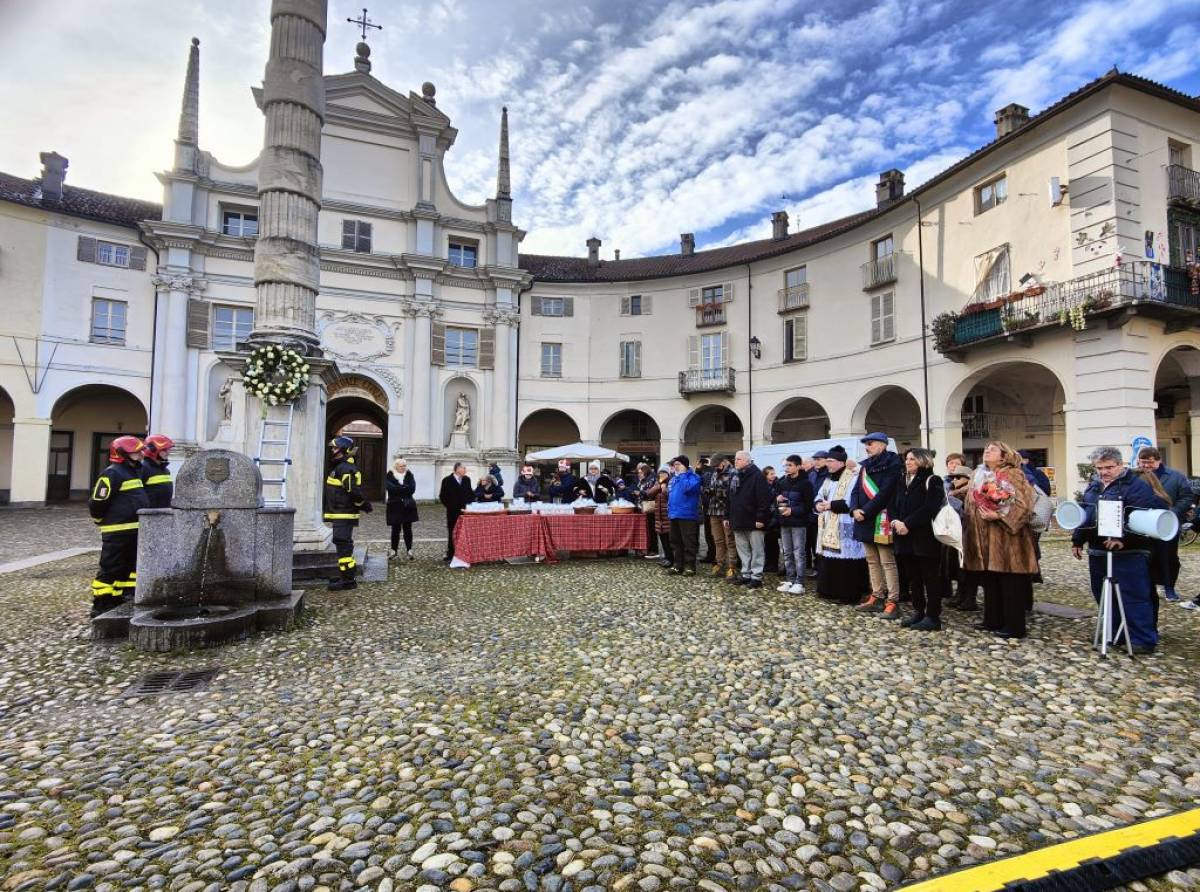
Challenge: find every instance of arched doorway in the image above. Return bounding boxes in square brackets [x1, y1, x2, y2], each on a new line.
[766, 397, 830, 444]
[1154, 345, 1200, 474]
[518, 408, 581, 456]
[600, 409, 661, 476]
[952, 362, 1066, 491]
[681, 405, 743, 459]
[326, 374, 389, 501]
[0, 386, 13, 504]
[852, 386, 923, 453]
[50, 384, 147, 501]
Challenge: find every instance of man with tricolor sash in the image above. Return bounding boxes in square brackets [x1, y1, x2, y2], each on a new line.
[829, 432, 903, 618]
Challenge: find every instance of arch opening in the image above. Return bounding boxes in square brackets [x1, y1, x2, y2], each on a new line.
[854, 386, 922, 453]
[681, 405, 743, 460]
[326, 374, 390, 501]
[767, 397, 830, 444]
[0, 386, 13, 504]
[1154, 345, 1200, 474]
[600, 409, 661, 476]
[49, 384, 147, 502]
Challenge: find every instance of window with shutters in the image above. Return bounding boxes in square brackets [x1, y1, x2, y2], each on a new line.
[972, 244, 1011, 302]
[91, 298, 127, 345]
[96, 241, 131, 268]
[445, 327, 479, 367]
[619, 340, 641, 378]
[783, 313, 807, 362]
[540, 342, 562, 378]
[221, 208, 259, 237]
[448, 240, 478, 268]
[691, 283, 731, 326]
[870, 291, 895, 345]
[701, 332, 724, 373]
[539, 297, 566, 317]
[211, 305, 254, 351]
[620, 294, 651, 316]
[341, 220, 372, 252]
[974, 174, 1008, 215]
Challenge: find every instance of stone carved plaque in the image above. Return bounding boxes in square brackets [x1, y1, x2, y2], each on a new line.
[205, 457, 230, 484]
[317, 312, 395, 362]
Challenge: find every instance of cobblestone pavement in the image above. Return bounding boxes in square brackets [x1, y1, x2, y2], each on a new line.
[1, 530, 1199, 891]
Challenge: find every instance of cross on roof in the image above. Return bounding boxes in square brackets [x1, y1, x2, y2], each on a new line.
[347, 7, 381, 41]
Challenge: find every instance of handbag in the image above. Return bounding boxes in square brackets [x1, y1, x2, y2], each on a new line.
[1028, 485, 1053, 533]
[928, 475, 962, 555]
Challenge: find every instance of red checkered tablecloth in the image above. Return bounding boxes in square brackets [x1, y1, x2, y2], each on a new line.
[450, 512, 650, 567]
[452, 513, 552, 566]
[541, 512, 649, 557]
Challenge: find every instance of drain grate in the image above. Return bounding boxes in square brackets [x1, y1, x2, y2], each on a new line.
[122, 668, 222, 698]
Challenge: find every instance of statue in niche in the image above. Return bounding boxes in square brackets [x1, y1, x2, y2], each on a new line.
[218, 376, 234, 421]
[453, 392, 471, 434]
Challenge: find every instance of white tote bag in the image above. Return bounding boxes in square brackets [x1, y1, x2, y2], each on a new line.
[932, 501, 963, 557]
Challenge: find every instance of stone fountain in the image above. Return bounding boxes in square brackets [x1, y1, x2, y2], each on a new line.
[92, 449, 303, 651]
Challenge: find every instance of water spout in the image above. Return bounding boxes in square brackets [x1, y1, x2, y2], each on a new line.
[206, 510, 221, 528]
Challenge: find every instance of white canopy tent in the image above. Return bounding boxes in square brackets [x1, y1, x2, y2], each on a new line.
[524, 442, 630, 463]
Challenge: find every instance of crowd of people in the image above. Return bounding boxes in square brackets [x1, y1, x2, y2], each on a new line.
[370, 435, 1198, 653]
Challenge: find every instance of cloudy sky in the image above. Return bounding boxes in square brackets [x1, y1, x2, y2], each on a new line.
[1, 0, 1197, 257]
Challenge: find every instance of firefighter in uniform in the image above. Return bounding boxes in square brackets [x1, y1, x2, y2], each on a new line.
[140, 434, 175, 508]
[88, 436, 150, 616]
[324, 435, 371, 590]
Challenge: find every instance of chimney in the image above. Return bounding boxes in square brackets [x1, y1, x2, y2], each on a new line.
[771, 210, 789, 240]
[39, 152, 68, 204]
[994, 103, 1030, 138]
[681, 233, 695, 257]
[875, 169, 904, 208]
[587, 236, 601, 267]
[614, 249, 620, 260]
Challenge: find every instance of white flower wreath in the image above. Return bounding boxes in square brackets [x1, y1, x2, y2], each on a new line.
[242, 345, 310, 407]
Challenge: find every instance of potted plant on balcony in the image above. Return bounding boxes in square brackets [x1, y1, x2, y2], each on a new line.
[930, 311, 959, 353]
[1002, 309, 1041, 332]
[1081, 289, 1114, 313]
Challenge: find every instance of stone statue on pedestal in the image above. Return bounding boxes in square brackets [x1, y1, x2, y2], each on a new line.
[453, 392, 471, 434]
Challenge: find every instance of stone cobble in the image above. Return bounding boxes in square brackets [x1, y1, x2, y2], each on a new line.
[0, 531, 1199, 891]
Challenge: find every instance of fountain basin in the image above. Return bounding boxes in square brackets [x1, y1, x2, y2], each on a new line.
[128, 591, 304, 653]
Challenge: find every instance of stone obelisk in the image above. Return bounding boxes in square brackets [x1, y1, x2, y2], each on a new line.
[245, 0, 336, 550]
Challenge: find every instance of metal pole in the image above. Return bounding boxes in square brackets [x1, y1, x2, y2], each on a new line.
[913, 197, 932, 449]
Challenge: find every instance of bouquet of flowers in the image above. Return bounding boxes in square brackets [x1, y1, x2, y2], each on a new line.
[973, 469, 1015, 514]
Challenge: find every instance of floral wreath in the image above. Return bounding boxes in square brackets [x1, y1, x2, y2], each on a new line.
[243, 344, 310, 406]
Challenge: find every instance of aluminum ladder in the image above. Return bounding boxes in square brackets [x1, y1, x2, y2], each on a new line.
[255, 403, 295, 507]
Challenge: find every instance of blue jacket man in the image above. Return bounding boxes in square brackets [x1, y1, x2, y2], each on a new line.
[1135, 446, 1193, 601]
[665, 456, 703, 575]
[1071, 448, 1163, 652]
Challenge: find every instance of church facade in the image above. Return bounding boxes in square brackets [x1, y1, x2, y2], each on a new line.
[1, 37, 1199, 504]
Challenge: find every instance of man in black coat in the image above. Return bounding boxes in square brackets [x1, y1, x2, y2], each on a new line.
[439, 462, 473, 562]
[727, 450, 773, 589]
[831, 432, 903, 617]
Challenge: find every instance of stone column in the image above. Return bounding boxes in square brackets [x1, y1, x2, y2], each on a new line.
[152, 275, 207, 445]
[928, 422, 962, 474]
[250, 0, 326, 348]
[409, 306, 440, 448]
[483, 306, 519, 485]
[9, 418, 51, 507]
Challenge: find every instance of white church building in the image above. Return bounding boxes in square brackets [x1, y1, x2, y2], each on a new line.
[1, 36, 1200, 504]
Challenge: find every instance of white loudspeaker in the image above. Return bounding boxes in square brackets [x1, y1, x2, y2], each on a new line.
[1049, 177, 1065, 207]
[1055, 500, 1085, 529]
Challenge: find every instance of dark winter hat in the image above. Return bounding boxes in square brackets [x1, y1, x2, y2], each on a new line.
[860, 431, 889, 444]
[709, 452, 726, 465]
[827, 445, 848, 462]
[671, 455, 691, 468]
[811, 450, 829, 459]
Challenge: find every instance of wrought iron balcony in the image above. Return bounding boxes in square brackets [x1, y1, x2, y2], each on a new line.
[962, 412, 990, 439]
[861, 253, 896, 290]
[935, 261, 1196, 355]
[1168, 164, 1200, 205]
[679, 366, 736, 395]
[777, 283, 810, 313]
[695, 303, 727, 327]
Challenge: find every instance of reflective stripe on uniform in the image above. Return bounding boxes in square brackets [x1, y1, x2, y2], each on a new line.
[325, 476, 342, 486]
[119, 478, 145, 491]
[324, 513, 359, 520]
[91, 580, 114, 598]
[99, 521, 140, 533]
[145, 474, 171, 485]
[338, 557, 357, 568]
[113, 579, 132, 590]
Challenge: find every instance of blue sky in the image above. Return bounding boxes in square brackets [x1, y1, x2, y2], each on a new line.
[1, 0, 1197, 257]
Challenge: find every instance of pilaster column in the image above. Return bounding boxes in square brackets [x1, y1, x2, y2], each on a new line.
[928, 423, 962, 474]
[409, 304, 441, 448]
[9, 418, 51, 506]
[152, 274, 207, 444]
[484, 306, 519, 449]
[398, 301, 419, 445]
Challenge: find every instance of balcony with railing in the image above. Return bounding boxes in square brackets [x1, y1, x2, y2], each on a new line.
[1168, 164, 1200, 205]
[934, 261, 1197, 355]
[695, 302, 727, 327]
[778, 283, 810, 313]
[861, 253, 896, 290]
[679, 366, 736, 395]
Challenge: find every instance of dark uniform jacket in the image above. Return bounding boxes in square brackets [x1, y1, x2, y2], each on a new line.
[89, 462, 150, 536]
[140, 457, 173, 508]
[439, 474, 474, 512]
[324, 458, 369, 525]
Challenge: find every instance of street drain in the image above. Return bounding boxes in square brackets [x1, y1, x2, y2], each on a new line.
[122, 668, 222, 698]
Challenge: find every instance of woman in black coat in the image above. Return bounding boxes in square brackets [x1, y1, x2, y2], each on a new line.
[889, 448, 946, 631]
[385, 458, 419, 560]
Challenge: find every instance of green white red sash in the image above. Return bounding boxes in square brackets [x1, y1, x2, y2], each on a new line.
[861, 471, 892, 544]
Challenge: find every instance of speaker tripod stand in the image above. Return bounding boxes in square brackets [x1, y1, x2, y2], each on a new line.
[1093, 548, 1134, 658]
